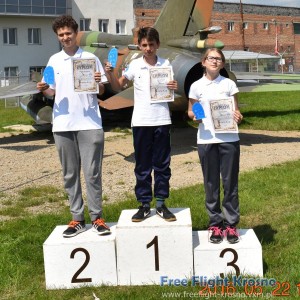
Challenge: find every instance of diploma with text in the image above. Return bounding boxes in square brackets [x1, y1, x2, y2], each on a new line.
[72, 58, 98, 93]
[149, 66, 174, 103]
[209, 98, 238, 133]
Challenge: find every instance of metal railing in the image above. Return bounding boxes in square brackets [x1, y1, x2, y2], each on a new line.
[0, 75, 31, 87]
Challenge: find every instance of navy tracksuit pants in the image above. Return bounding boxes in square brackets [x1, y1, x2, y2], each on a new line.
[132, 125, 171, 204]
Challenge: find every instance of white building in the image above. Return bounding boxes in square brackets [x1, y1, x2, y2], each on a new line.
[0, 0, 134, 83]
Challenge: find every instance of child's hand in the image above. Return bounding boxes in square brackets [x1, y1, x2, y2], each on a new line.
[37, 82, 49, 92]
[233, 110, 243, 124]
[193, 116, 203, 123]
[104, 62, 114, 73]
[94, 72, 102, 83]
[167, 80, 178, 90]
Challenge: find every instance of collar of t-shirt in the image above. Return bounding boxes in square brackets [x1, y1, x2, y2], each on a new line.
[61, 47, 83, 60]
[202, 74, 223, 85]
[141, 55, 164, 69]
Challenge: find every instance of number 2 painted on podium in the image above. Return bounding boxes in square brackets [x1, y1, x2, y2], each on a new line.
[70, 248, 92, 283]
[147, 236, 159, 271]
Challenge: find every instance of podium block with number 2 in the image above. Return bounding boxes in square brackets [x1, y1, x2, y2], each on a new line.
[43, 223, 118, 289]
[116, 208, 194, 285]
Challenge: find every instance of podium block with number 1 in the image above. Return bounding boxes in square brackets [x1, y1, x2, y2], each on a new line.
[116, 208, 193, 285]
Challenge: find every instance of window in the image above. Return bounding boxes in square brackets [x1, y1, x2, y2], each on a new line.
[99, 19, 109, 33]
[3, 28, 17, 45]
[28, 28, 41, 44]
[4, 66, 18, 77]
[263, 23, 269, 30]
[227, 22, 234, 32]
[80, 19, 91, 31]
[116, 20, 126, 34]
[243, 22, 248, 29]
[0, 0, 67, 15]
[29, 66, 45, 80]
[30, 66, 44, 73]
[294, 23, 300, 35]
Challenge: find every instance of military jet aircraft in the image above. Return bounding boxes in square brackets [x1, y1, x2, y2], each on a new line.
[0, 0, 298, 124]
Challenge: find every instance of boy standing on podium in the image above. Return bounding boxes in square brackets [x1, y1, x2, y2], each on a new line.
[108, 27, 178, 222]
[37, 15, 118, 237]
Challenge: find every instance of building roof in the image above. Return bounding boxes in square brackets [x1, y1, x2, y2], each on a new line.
[223, 50, 279, 60]
[214, 0, 300, 8]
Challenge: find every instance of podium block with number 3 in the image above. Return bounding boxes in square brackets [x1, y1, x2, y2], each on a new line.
[193, 229, 263, 278]
[43, 223, 118, 289]
[116, 208, 193, 285]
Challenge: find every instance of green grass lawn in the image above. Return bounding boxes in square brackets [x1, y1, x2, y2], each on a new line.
[0, 99, 34, 132]
[0, 160, 299, 299]
[238, 91, 300, 131]
[0, 91, 299, 299]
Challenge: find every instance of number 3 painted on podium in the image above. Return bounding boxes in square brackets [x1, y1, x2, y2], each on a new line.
[219, 248, 240, 278]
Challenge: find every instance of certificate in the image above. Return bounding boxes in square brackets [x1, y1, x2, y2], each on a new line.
[149, 66, 174, 103]
[72, 58, 99, 93]
[209, 98, 238, 133]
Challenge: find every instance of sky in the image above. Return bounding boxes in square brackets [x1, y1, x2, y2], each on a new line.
[215, 0, 300, 8]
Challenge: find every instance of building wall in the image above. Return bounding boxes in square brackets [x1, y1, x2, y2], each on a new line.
[211, 3, 300, 72]
[0, 16, 59, 79]
[0, 0, 135, 80]
[72, 0, 134, 34]
[133, 1, 300, 72]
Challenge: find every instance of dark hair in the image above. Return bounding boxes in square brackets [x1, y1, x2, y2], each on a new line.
[201, 48, 225, 64]
[137, 27, 160, 44]
[52, 15, 78, 34]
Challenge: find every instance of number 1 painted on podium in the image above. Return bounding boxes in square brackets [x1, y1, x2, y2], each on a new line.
[147, 236, 159, 271]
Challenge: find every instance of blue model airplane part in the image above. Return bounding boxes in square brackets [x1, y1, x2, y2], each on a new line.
[192, 102, 205, 119]
[43, 66, 55, 85]
[108, 48, 118, 68]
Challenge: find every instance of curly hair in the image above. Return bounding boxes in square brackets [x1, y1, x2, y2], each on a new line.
[52, 15, 78, 34]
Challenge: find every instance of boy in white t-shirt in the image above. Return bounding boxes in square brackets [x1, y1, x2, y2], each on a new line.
[37, 15, 118, 237]
[109, 27, 178, 222]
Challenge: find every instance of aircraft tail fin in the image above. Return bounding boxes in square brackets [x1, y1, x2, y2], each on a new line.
[153, 0, 214, 43]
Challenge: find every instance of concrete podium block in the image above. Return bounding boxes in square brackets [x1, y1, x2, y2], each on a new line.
[43, 223, 117, 289]
[116, 208, 193, 285]
[193, 229, 263, 280]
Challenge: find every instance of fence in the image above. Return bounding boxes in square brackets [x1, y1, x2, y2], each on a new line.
[0, 75, 31, 108]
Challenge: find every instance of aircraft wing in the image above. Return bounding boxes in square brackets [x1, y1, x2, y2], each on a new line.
[0, 82, 39, 99]
[235, 72, 300, 92]
[99, 87, 134, 110]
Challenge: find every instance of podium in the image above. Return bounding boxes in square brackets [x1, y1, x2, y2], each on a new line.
[43, 223, 117, 289]
[193, 229, 263, 279]
[116, 208, 193, 285]
[43, 210, 264, 289]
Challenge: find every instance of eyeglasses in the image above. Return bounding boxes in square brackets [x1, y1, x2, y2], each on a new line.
[206, 56, 223, 63]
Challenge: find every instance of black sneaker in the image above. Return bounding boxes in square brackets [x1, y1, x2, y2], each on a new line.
[208, 226, 223, 244]
[156, 204, 177, 222]
[63, 220, 86, 238]
[132, 205, 151, 222]
[225, 226, 239, 244]
[92, 218, 111, 235]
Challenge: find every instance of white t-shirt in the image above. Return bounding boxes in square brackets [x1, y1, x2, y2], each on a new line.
[188, 74, 240, 144]
[124, 56, 172, 127]
[46, 47, 107, 132]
